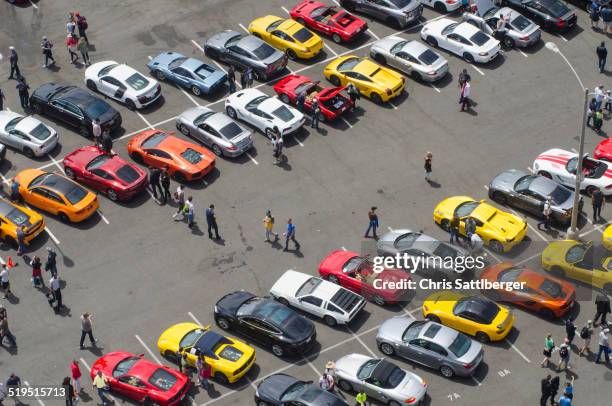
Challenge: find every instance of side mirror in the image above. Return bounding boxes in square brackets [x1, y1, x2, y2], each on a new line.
[138, 353, 145, 358]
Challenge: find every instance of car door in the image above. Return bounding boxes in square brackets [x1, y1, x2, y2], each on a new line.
[28, 188, 55, 213]
[98, 76, 121, 100]
[252, 319, 280, 348]
[170, 67, 193, 88]
[391, 51, 413, 74]
[235, 316, 265, 342]
[194, 123, 214, 147]
[362, 376, 387, 402]
[88, 168, 114, 192]
[227, 46, 249, 70]
[312, 12, 331, 34]
[342, 271, 364, 293]
[455, 310, 481, 336]
[595, 259, 612, 289]
[142, 148, 173, 169]
[568, 255, 595, 285]
[523, 190, 545, 217]
[522, 1, 544, 22]
[115, 375, 148, 402]
[362, 0, 386, 19]
[0, 128, 23, 149]
[296, 295, 325, 318]
[405, 338, 434, 367]
[444, 33, 464, 55]
[344, 72, 372, 95]
[62, 100, 86, 128]
[270, 30, 294, 52]
[48, 99, 71, 124]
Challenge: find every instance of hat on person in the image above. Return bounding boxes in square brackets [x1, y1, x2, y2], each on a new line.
[42, 36, 47, 40]
[604, 328, 610, 334]
[325, 361, 335, 369]
[9, 46, 14, 50]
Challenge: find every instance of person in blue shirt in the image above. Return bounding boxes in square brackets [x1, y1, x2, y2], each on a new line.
[283, 218, 300, 251]
[9, 179, 20, 202]
[205, 204, 220, 240]
[558, 394, 572, 406]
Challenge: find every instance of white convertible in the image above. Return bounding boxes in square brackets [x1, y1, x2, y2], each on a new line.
[269, 270, 366, 326]
[84, 61, 162, 110]
[224, 89, 305, 139]
[533, 148, 612, 196]
[420, 18, 500, 63]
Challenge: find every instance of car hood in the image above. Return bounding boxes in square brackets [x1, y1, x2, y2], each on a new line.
[0, 110, 22, 129]
[157, 322, 202, 352]
[490, 169, 525, 191]
[148, 51, 185, 69]
[206, 30, 241, 49]
[541, 241, 575, 263]
[335, 354, 370, 377]
[377, 315, 416, 341]
[216, 291, 256, 315]
[258, 374, 299, 402]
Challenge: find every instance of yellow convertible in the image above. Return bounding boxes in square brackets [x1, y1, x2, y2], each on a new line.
[323, 56, 405, 104]
[541, 240, 612, 295]
[433, 196, 527, 253]
[157, 322, 255, 384]
[422, 291, 514, 343]
[248, 15, 323, 59]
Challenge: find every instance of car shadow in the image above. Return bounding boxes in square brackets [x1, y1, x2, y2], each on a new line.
[522, 39, 545, 55]
[115, 189, 150, 209]
[336, 31, 373, 50]
[187, 167, 221, 190]
[138, 96, 166, 115]
[70, 211, 103, 230]
[290, 50, 331, 68]
[556, 25, 584, 42]
[479, 54, 505, 71]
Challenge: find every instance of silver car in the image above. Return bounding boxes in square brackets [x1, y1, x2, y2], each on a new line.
[334, 354, 427, 406]
[370, 36, 448, 82]
[175, 106, 253, 158]
[0, 110, 58, 158]
[376, 229, 476, 275]
[376, 315, 484, 378]
[463, 0, 540, 48]
[341, 0, 423, 29]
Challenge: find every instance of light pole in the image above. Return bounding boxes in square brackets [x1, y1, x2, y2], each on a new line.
[545, 42, 591, 240]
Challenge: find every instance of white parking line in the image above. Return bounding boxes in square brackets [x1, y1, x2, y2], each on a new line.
[47, 153, 63, 172]
[579, 213, 606, 234]
[302, 356, 322, 376]
[135, 334, 163, 364]
[323, 42, 339, 57]
[245, 152, 259, 165]
[571, 147, 577, 153]
[558, 34, 568, 42]
[23, 381, 45, 406]
[515, 251, 541, 266]
[470, 375, 482, 386]
[281, 6, 291, 14]
[388, 100, 398, 110]
[293, 134, 305, 147]
[136, 112, 154, 129]
[484, 248, 502, 264]
[367, 28, 381, 40]
[244, 375, 258, 391]
[191, 40, 206, 54]
[349, 327, 377, 357]
[429, 83, 441, 93]
[471, 65, 485, 76]
[505, 338, 531, 363]
[483, 185, 489, 190]
[579, 223, 607, 238]
[527, 166, 533, 173]
[339, 116, 353, 128]
[517, 49, 528, 58]
[28, 0, 38, 9]
[388, 226, 393, 231]
[97, 210, 110, 224]
[238, 23, 249, 33]
[341, 246, 348, 251]
[45, 227, 60, 245]
[188, 311, 203, 325]
[507, 208, 549, 242]
[118, 115, 179, 141]
[210, 59, 228, 74]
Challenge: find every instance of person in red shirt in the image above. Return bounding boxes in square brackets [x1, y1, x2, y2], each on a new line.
[71, 359, 82, 399]
[65, 34, 79, 64]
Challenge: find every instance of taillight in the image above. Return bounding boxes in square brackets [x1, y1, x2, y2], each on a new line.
[519, 36, 530, 41]
[556, 19, 566, 27]
[427, 71, 436, 75]
[447, 0, 458, 3]
[479, 52, 488, 56]
[405, 397, 416, 404]
[226, 145, 237, 151]
[266, 65, 273, 74]
[138, 96, 147, 103]
[463, 363, 473, 369]
[386, 88, 392, 95]
[606, 184, 612, 189]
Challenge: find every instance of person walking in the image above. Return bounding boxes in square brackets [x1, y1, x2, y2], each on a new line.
[79, 312, 97, 349]
[62, 376, 76, 406]
[100, 130, 112, 154]
[173, 185, 185, 220]
[563, 378, 574, 401]
[540, 375, 552, 406]
[549, 376, 560, 406]
[205, 204, 220, 239]
[160, 167, 171, 204]
[587, 98, 597, 127]
[240, 69, 248, 89]
[459, 80, 471, 112]
[449, 215, 460, 245]
[185, 196, 195, 228]
[458, 68, 471, 87]
[310, 99, 321, 130]
[464, 217, 476, 246]
[227, 66, 236, 94]
[283, 218, 300, 251]
[537, 196, 553, 231]
[541, 332, 554, 367]
[592, 187, 605, 222]
[579, 320, 593, 355]
[30, 256, 43, 288]
[92, 118, 102, 144]
[347, 83, 360, 110]
[565, 317, 576, 345]
[8, 47, 20, 80]
[595, 327, 610, 364]
[594, 108, 604, 132]
[46, 247, 58, 277]
[557, 337, 572, 371]
[16, 78, 30, 110]
[318, 373, 334, 392]
[0, 86, 5, 111]
[49, 274, 62, 313]
[591, 1, 601, 29]
[273, 132, 284, 165]
[364, 206, 379, 239]
[263, 210, 279, 242]
[595, 85, 605, 110]
[148, 167, 162, 202]
[0, 264, 12, 299]
[77, 37, 90, 66]
[246, 67, 254, 88]
[606, 90, 612, 111]
[75, 12, 89, 43]
[594, 293, 610, 326]
[67, 14, 77, 36]
[92, 371, 110, 406]
[355, 390, 367, 406]
[197, 356, 211, 390]
[41, 36, 56, 68]
[66, 34, 79, 64]
[597, 41, 607, 73]
[5, 373, 21, 405]
[0, 313, 16, 348]
[71, 359, 82, 398]
[9, 178, 20, 203]
[424, 152, 433, 182]
[16, 225, 26, 256]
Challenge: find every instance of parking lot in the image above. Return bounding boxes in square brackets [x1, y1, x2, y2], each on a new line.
[1, 0, 612, 405]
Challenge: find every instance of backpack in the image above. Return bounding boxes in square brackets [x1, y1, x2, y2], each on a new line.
[580, 326, 589, 339]
[79, 17, 88, 30]
[559, 346, 569, 358]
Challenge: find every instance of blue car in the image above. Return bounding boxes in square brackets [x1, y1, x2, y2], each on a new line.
[147, 51, 227, 96]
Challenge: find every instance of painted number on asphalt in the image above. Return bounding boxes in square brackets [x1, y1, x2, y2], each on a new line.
[498, 369, 512, 377]
[448, 393, 461, 401]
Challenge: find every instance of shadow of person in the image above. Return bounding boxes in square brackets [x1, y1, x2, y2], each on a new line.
[427, 180, 441, 188]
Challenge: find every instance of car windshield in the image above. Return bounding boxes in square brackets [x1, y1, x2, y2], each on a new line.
[448, 333, 472, 357]
[219, 122, 244, 139]
[84, 100, 110, 119]
[442, 23, 458, 36]
[293, 27, 314, 43]
[343, 257, 366, 273]
[357, 359, 379, 380]
[337, 57, 361, 71]
[141, 132, 167, 148]
[86, 154, 111, 171]
[514, 175, 535, 192]
[402, 320, 426, 341]
[195, 64, 216, 80]
[311, 6, 329, 18]
[297, 277, 322, 296]
[148, 368, 177, 391]
[470, 31, 490, 46]
[181, 148, 203, 164]
[510, 14, 531, 31]
[539, 279, 563, 298]
[455, 201, 479, 218]
[99, 64, 118, 77]
[64, 185, 88, 205]
[113, 357, 140, 378]
[418, 49, 440, 65]
[125, 73, 150, 91]
[391, 40, 409, 54]
[30, 124, 52, 140]
[498, 267, 523, 283]
[388, 0, 413, 8]
[116, 165, 141, 183]
[294, 82, 314, 95]
[540, 0, 569, 18]
[271, 105, 295, 122]
[550, 186, 571, 205]
[194, 112, 215, 126]
[566, 244, 589, 263]
[179, 329, 205, 348]
[394, 233, 418, 250]
[5, 117, 24, 131]
[225, 35, 243, 48]
[252, 43, 276, 60]
[168, 57, 188, 70]
[280, 382, 308, 401]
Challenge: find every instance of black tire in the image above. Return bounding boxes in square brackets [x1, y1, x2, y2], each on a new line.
[440, 219, 450, 231]
[64, 167, 75, 179]
[327, 275, 339, 284]
[226, 106, 237, 119]
[426, 314, 441, 324]
[332, 33, 342, 44]
[503, 36, 515, 49]
[256, 400, 270, 406]
[79, 124, 90, 137]
[434, 2, 447, 12]
[324, 315, 337, 327]
[107, 189, 118, 202]
[212, 144, 223, 157]
[386, 16, 402, 30]
[373, 53, 386, 65]
[271, 344, 285, 357]
[373, 295, 386, 306]
[489, 240, 504, 253]
[58, 212, 70, 223]
[126, 99, 136, 111]
[163, 350, 178, 362]
[204, 47, 218, 59]
[411, 70, 422, 81]
[370, 92, 383, 105]
[551, 266, 565, 277]
[491, 192, 507, 204]
[191, 85, 202, 96]
[538, 171, 552, 179]
[265, 128, 276, 140]
[214, 372, 229, 385]
[463, 53, 475, 63]
[174, 172, 186, 183]
[154, 70, 165, 81]
[178, 124, 190, 136]
[276, 297, 289, 307]
[439, 365, 454, 378]
[338, 379, 353, 392]
[329, 75, 341, 86]
[426, 36, 438, 48]
[217, 317, 230, 330]
[379, 342, 395, 356]
[86, 80, 97, 91]
[286, 50, 298, 60]
[475, 331, 490, 343]
[279, 93, 291, 104]
[130, 151, 143, 163]
[23, 147, 34, 159]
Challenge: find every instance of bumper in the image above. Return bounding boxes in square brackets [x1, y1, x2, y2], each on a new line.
[380, 81, 405, 102]
[227, 353, 256, 384]
[297, 42, 324, 59]
[225, 140, 253, 158]
[287, 333, 316, 355]
[515, 31, 541, 48]
[117, 179, 148, 200]
[69, 200, 100, 222]
[24, 221, 46, 245]
[35, 139, 59, 157]
[492, 315, 514, 341]
[473, 50, 499, 63]
[135, 90, 162, 109]
[344, 23, 368, 41]
[398, 7, 423, 27]
[186, 162, 215, 181]
[419, 66, 449, 83]
[500, 225, 527, 252]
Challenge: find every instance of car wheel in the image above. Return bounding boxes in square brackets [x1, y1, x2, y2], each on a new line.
[389, 401, 402, 406]
[324, 315, 337, 327]
[205, 47, 219, 59]
[86, 80, 97, 91]
[586, 185, 597, 196]
[279, 93, 291, 104]
[475, 332, 490, 343]
[426, 314, 441, 323]
[327, 275, 340, 284]
[380, 342, 395, 356]
[179, 124, 190, 136]
[4, 236, 17, 249]
[463, 53, 475, 63]
[370, 92, 383, 105]
[64, 167, 75, 179]
[217, 317, 230, 330]
[214, 372, 229, 385]
[129, 151, 143, 163]
[426, 36, 438, 48]
[191, 85, 202, 96]
[329, 75, 341, 86]
[58, 212, 70, 223]
[276, 297, 289, 307]
[439, 365, 455, 378]
[126, 99, 137, 111]
[538, 171, 552, 179]
[489, 240, 504, 253]
[434, 2, 447, 12]
[551, 266, 565, 278]
[212, 144, 223, 157]
[604, 284, 612, 296]
[540, 308, 555, 320]
[440, 219, 450, 231]
[226, 106, 237, 119]
[286, 49, 298, 60]
[373, 53, 386, 65]
[163, 350, 179, 362]
[373, 295, 386, 306]
[155, 70, 165, 81]
[491, 192, 507, 205]
[79, 124, 90, 137]
[271, 344, 285, 357]
[174, 172, 187, 183]
[256, 400, 270, 406]
[411, 70, 422, 82]
[503, 36, 515, 49]
[265, 128, 276, 140]
[23, 147, 34, 159]
[386, 16, 402, 29]
[107, 189, 118, 201]
[338, 379, 353, 392]
[332, 33, 342, 44]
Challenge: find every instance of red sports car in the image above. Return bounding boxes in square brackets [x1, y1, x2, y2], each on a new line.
[62, 146, 147, 201]
[318, 249, 410, 305]
[91, 352, 190, 406]
[273, 74, 352, 121]
[594, 138, 612, 161]
[290, 0, 368, 43]
[480, 263, 576, 319]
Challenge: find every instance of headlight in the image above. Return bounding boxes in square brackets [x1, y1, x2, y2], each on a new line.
[479, 52, 488, 56]
[255, 388, 259, 397]
[214, 305, 218, 313]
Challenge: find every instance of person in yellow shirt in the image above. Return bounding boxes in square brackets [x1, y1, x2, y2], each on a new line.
[263, 210, 279, 242]
[92, 371, 110, 405]
[356, 390, 367, 405]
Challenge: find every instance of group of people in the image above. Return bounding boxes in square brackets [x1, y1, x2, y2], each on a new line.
[590, 0, 612, 34]
[316, 361, 368, 405]
[586, 84, 609, 132]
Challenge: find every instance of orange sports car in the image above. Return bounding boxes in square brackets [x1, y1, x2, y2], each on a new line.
[15, 169, 99, 223]
[127, 129, 216, 182]
[480, 262, 575, 319]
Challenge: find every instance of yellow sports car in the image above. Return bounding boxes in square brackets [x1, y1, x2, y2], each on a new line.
[433, 196, 527, 253]
[323, 56, 405, 104]
[422, 291, 514, 343]
[603, 225, 612, 250]
[541, 240, 612, 295]
[0, 198, 45, 246]
[248, 15, 323, 59]
[157, 322, 255, 384]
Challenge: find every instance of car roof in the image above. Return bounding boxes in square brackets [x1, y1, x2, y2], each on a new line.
[418, 321, 457, 348]
[239, 35, 264, 51]
[204, 112, 234, 130]
[529, 176, 558, 198]
[454, 22, 480, 37]
[107, 64, 140, 81]
[402, 40, 428, 55]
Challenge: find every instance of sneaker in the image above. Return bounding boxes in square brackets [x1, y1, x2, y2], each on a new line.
[42, 65, 47, 68]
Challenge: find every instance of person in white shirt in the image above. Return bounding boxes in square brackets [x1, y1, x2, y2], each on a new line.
[92, 118, 102, 144]
[596, 328, 610, 364]
[595, 85, 605, 110]
[0, 265, 11, 299]
[460, 81, 471, 111]
[49, 275, 62, 312]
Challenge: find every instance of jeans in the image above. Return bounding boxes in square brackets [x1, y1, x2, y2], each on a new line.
[9, 64, 20, 79]
[97, 388, 109, 405]
[187, 213, 194, 228]
[311, 113, 319, 129]
[285, 235, 300, 250]
[450, 229, 459, 244]
[596, 100, 603, 111]
[540, 393, 551, 406]
[44, 53, 55, 66]
[593, 204, 602, 221]
[365, 221, 378, 237]
[265, 229, 278, 240]
[69, 49, 78, 63]
[161, 185, 170, 204]
[17, 238, 26, 254]
[594, 310, 608, 325]
[596, 345, 610, 363]
[599, 57, 606, 73]
[80, 330, 95, 347]
[19, 93, 29, 109]
[80, 51, 89, 64]
[207, 221, 219, 239]
[150, 182, 162, 199]
[228, 80, 236, 94]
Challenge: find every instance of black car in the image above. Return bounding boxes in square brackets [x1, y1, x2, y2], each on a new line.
[255, 374, 349, 406]
[214, 291, 316, 357]
[504, 0, 577, 31]
[29, 83, 122, 137]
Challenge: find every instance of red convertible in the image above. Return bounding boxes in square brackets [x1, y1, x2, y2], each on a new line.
[273, 74, 352, 121]
[62, 146, 147, 201]
[318, 250, 410, 305]
[290, 0, 368, 43]
[91, 352, 190, 406]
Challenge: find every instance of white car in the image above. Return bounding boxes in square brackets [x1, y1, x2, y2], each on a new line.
[421, 0, 463, 13]
[269, 269, 366, 326]
[334, 354, 427, 406]
[420, 18, 500, 63]
[0, 110, 58, 158]
[224, 89, 305, 139]
[84, 61, 162, 110]
[534, 148, 612, 196]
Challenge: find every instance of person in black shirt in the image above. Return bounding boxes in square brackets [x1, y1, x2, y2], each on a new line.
[160, 167, 171, 204]
[592, 187, 605, 222]
[100, 131, 113, 154]
[458, 68, 471, 87]
[449, 215, 460, 245]
[227, 66, 236, 94]
[8, 47, 20, 80]
[16, 78, 30, 110]
[0, 87, 5, 111]
[540, 375, 552, 406]
[594, 293, 611, 326]
[597, 41, 608, 73]
[148, 167, 162, 201]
